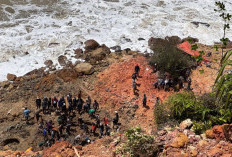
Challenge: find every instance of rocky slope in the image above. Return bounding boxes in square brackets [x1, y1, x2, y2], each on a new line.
[0, 38, 231, 156]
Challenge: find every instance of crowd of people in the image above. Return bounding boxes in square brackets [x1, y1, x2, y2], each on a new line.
[22, 64, 193, 149]
[23, 91, 120, 148]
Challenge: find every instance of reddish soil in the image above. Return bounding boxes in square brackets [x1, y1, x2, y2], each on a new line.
[94, 55, 173, 132]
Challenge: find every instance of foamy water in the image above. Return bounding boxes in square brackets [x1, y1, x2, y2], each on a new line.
[0, 0, 231, 81]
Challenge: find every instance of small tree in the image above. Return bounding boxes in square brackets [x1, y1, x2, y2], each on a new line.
[214, 1, 232, 62]
[149, 39, 194, 79]
[116, 127, 157, 157]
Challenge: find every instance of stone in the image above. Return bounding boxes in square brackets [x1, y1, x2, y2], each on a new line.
[74, 63, 94, 75]
[110, 45, 121, 52]
[86, 45, 111, 62]
[208, 147, 222, 157]
[58, 55, 67, 66]
[0, 81, 10, 88]
[222, 124, 232, 142]
[56, 69, 78, 82]
[7, 73, 17, 81]
[84, 39, 99, 51]
[205, 129, 215, 139]
[179, 119, 193, 129]
[212, 125, 225, 140]
[44, 60, 53, 67]
[198, 140, 208, 147]
[74, 48, 83, 57]
[170, 133, 188, 148]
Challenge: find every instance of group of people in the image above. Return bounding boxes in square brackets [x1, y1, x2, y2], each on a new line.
[23, 91, 120, 148]
[154, 74, 192, 91]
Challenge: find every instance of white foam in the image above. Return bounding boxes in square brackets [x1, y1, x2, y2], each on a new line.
[0, 0, 231, 81]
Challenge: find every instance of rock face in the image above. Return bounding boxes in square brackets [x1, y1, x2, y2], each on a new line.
[74, 63, 94, 75]
[179, 119, 193, 130]
[7, 73, 17, 81]
[170, 132, 189, 148]
[44, 60, 53, 67]
[84, 39, 99, 51]
[58, 55, 67, 66]
[86, 45, 111, 62]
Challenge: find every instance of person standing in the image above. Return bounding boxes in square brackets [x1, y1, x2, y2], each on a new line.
[135, 65, 140, 77]
[142, 94, 147, 107]
[36, 97, 41, 109]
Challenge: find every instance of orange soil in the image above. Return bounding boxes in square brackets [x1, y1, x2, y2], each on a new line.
[94, 55, 173, 132]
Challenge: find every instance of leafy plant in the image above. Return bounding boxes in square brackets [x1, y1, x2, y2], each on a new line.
[149, 39, 194, 79]
[116, 127, 158, 157]
[192, 121, 212, 134]
[214, 1, 232, 62]
[154, 102, 169, 127]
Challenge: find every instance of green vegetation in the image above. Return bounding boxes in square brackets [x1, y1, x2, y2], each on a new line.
[149, 39, 194, 79]
[116, 127, 157, 157]
[153, 1, 232, 134]
[214, 1, 231, 60]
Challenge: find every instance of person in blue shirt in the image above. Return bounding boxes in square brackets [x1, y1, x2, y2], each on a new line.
[24, 107, 31, 123]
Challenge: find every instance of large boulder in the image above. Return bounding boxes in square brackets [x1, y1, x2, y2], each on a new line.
[84, 39, 99, 51]
[86, 45, 111, 62]
[74, 63, 94, 75]
[58, 55, 67, 66]
[56, 69, 78, 82]
[7, 73, 17, 81]
[170, 132, 188, 148]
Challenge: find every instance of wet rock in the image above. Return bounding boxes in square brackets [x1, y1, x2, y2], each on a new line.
[110, 45, 121, 52]
[7, 73, 17, 81]
[74, 48, 83, 58]
[25, 67, 45, 77]
[5, 7, 15, 14]
[84, 39, 99, 51]
[138, 38, 145, 41]
[44, 60, 53, 67]
[179, 119, 193, 130]
[58, 55, 67, 66]
[221, 124, 232, 142]
[74, 63, 94, 75]
[191, 21, 210, 27]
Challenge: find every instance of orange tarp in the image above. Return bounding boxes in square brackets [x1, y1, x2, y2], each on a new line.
[177, 41, 209, 62]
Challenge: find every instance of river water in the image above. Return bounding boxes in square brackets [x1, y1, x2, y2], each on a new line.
[0, 0, 231, 81]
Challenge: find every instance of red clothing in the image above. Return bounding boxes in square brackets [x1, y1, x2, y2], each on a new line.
[104, 117, 109, 125]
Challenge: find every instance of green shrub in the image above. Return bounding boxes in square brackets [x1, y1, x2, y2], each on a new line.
[154, 102, 169, 127]
[149, 39, 194, 79]
[116, 127, 158, 157]
[192, 120, 212, 134]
